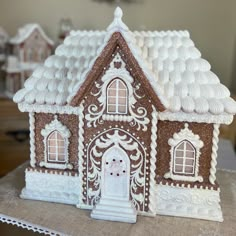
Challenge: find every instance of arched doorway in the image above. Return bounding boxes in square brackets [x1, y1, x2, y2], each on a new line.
[86, 128, 148, 213]
[101, 146, 130, 200]
[91, 142, 137, 223]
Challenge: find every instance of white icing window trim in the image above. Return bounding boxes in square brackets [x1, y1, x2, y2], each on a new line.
[102, 114, 133, 122]
[164, 123, 204, 182]
[106, 78, 128, 114]
[40, 115, 73, 170]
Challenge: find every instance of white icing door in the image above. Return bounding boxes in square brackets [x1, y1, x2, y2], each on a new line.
[101, 146, 130, 200]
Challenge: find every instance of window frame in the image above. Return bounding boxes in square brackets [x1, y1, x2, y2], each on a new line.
[40, 116, 73, 170]
[164, 123, 204, 182]
[106, 78, 128, 115]
[47, 131, 66, 163]
[173, 140, 196, 176]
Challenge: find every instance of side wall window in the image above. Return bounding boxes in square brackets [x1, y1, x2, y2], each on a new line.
[47, 131, 66, 163]
[173, 140, 195, 175]
[40, 116, 73, 170]
[107, 78, 128, 114]
[165, 123, 204, 182]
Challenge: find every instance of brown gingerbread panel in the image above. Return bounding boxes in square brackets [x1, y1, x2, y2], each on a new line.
[70, 32, 166, 112]
[79, 44, 157, 212]
[34, 113, 79, 172]
[156, 121, 217, 189]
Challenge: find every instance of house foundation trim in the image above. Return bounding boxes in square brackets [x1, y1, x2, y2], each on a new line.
[156, 184, 223, 222]
[21, 170, 80, 205]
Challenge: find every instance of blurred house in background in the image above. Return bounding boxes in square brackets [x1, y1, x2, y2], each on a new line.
[0, 27, 8, 94]
[0, 26, 8, 62]
[3, 24, 54, 97]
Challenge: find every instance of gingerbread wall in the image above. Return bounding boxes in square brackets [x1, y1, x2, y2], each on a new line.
[81, 72, 154, 211]
[34, 113, 79, 172]
[156, 121, 216, 188]
[73, 33, 161, 212]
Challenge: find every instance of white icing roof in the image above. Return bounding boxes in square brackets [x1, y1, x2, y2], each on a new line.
[14, 7, 236, 117]
[10, 23, 54, 45]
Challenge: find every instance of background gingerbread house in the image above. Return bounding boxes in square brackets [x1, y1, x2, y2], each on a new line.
[0, 26, 8, 62]
[14, 7, 236, 223]
[4, 23, 54, 97]
[0, 26, 8, 93]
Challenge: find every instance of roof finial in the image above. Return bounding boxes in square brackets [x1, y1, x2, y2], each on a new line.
[114, 7, 123, 20]
[107, 6, 129, 32]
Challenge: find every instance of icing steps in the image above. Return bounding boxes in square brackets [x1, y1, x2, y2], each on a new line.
[91, 198, 137, 223]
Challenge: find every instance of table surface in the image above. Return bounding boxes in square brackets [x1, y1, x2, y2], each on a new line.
[0, 161, 236, 236]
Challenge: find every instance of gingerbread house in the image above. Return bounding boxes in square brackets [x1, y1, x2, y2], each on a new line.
[4, 24, 54, 97]
[13, 7, 236, 223]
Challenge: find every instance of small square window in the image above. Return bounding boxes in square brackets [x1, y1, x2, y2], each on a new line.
[185, 166, 194, 174]
[174, 165, 183, 173]
[118, 105, 127, 113]
[118, 90, 127, 97]
[175, 158, 183, 165]
[107, 105, 116, 112]
[108, 97, 116, 105]
[175, 150, 184, 158]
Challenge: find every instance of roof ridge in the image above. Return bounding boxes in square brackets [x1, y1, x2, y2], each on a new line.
[10, 23, 54, 45]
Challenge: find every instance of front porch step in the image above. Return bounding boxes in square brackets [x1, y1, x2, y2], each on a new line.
[91, 197, 137, 223]
[99, 198, 135, 208]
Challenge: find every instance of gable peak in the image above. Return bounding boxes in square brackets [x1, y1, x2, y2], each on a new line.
[107, 7, 129, 32]
[114, 6, 123, 18]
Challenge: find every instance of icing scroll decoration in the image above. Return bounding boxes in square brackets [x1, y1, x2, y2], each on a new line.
[86, 128, 147, 211]
[85, 52, 150, 131]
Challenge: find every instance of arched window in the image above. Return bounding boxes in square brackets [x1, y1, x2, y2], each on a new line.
[47, 131, 66, 162]
[107, 79, 128, 114]
[173, 140, 195, 175]
[164, 123, 204, 182]
[40, 116, 73, 170]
